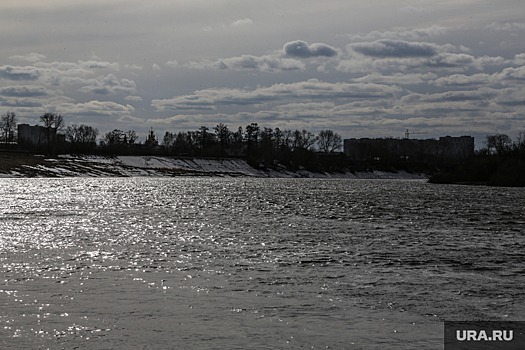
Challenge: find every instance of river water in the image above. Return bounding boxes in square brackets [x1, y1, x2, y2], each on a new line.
[0, 178, 523, 349]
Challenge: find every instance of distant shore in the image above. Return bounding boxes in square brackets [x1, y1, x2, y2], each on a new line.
[428, 156, 525, 187]
[0, 152, 427, 179]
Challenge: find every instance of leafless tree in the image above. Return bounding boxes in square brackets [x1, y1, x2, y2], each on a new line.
[485, 134, 512, 155]
[40, 112, 64, 153]
[0, 111, 17, 144]
[317, 129, 342, 153]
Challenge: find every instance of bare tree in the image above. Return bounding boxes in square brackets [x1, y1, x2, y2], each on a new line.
[40, 112, 64, 131]
[162, 131, 176, 149]
[214, 123, 231, 149]
[124, 130, 138, 144]
[485, 134, 512, 155]
[0, 111, 17, 144]
[292, 129, 317, 150]
[317, 129, 342, 153]
[40, 112, 64, 153]
[65, 124, 98, 153]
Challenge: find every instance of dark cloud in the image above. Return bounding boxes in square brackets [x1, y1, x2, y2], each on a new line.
[350, 26, 450, 42]
[283, 40, 338, 58]
[0, 85, 48, 97]
[0, 65, 40, 81]
[220, 55, 305, 72]
[350, 39, 439, 58]
[0, 98, 43, 108]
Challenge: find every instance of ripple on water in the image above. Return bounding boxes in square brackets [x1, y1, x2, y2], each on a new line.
[0, 178, 523, 349]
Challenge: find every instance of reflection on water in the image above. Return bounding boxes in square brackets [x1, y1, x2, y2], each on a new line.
[0, 178, 524, 349]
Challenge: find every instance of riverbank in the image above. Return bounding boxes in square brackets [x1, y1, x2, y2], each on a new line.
[0, 152, 426, 179]
[428, 156, 525, 187]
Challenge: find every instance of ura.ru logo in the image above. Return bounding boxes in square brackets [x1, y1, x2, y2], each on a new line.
[456, 329, 513, 342]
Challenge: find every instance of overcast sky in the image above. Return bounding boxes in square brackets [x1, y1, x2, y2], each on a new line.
[1, 0, 525, 145]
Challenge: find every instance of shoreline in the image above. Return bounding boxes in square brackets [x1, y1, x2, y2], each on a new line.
[0, 153, 427, 180]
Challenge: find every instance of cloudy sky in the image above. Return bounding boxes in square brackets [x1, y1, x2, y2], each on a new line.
[1, 0, 525, 146]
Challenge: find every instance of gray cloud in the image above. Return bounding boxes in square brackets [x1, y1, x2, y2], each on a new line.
[79, 74, 136, 95]
[186, 55, 305, 72]
[283, 40, 338, 58]
[488, 22, 525, 32]
[434, 73, 492, 87]
[78, 60, 120, 70]
[152, 79, 400, 112]
[55, 100, 135, 118]
[0, 65, 40, 81]
[2, 1, 525, 140]
[350, 25, 450, 42]
[427, 53, 475, 67]
[231, 18, 253, 27]
[185, 39, 336, 73]
[354, 72, 437, 85]
[497, 66, 525, 81]
[219, 55, 305, 72]
[0, 85, 48, 97]
[350, 39, 439, 58]
[9, 52, 47, 63]
[0, 98, 43, 108]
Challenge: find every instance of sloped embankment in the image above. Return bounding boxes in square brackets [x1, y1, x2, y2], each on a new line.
[0, 153, 427, 179]
[0, 154, 267, 177]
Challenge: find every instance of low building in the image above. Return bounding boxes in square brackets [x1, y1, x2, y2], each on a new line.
[344, 136, 474, 164]
[17, 124, 65, 152]
[17, 124, 48, 147]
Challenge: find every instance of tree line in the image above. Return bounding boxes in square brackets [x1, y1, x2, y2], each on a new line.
[1, 111, 344, 171]
[430, 133, 525, 186]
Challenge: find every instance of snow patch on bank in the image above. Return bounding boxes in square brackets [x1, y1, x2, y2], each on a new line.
[1, 155, 428, 179]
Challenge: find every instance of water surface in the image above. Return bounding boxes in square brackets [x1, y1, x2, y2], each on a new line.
[0, 178, 523, 349]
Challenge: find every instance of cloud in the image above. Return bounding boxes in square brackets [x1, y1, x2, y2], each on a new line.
[152, 79, 400, 112]
[514, 53, 525, 65]
[221, 55, 305, 72]
[497, 66, 525, 81]
[434, 73, 492, 86]
[402, 88, 498, 104]
[79, 74, 137, 95]
[0, 85, 49, 97]
[350, 26, 450, 42]
[0, 65, 40, 81]
[354, 72, 437, 85]
[495, 87, 525, 106]
[187, 55, 305, 72]
[56, 100, 135, 118]
[338, 40, 498, 74]
[231, 18, 253, 27]
[124, 95, 143, 102]
[427, 53, 475, 67]
[350, 39, 439, 58]
[0, 97, 43, 108]
[9, 53, 47, 63]
[399, 6, 427, 14]
[78, 60, 120, 70]
[283, 40, 338, 58]
[488, 22, 525, 32]
[186, 40, 337, 73]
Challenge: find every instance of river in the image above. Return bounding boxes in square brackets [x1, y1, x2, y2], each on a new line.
[0, 178, 523, 349]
